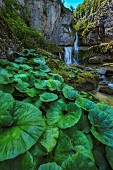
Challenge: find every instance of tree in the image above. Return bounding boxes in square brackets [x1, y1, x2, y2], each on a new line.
[70, 5, 75, 12]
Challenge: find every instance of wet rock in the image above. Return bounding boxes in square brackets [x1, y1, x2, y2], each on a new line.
[84, 67, 93, 71]
[109, 76, 113, 83]
[99, 80, 109, 85]
[96, 68, 106, 75]
[99, 86, 113, 95]
[105, 70, 113, 77]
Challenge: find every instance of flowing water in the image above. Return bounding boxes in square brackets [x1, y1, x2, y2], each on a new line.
[64, 32, 79, 65]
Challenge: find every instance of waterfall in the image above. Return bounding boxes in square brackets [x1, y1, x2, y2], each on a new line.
[64, 47, 73, 65]
[64, 32, 79, 65]
[74, 32, 79, 63]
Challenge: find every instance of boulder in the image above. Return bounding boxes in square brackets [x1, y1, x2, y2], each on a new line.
[99, 86, 113, 95]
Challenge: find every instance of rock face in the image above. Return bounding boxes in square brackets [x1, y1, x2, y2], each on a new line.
[19, 0, 74, 46]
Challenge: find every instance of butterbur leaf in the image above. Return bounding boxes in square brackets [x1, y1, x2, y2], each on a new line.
[53, 131, 74, 165]
[0, 98, 45, 161]
[40, 92, 58, 102]
[0, 68, 13, 84]
[29, 58, 46, 65]
[0, 59, 11, 66]
[15, 80, 29, 92]
[46, 79, 62, 91]
[0, 91, 15, 127]
[38, 162, 62, 170]
[14, 74, 29, 82]
[62, 85, 79, 100]
[75, 96, 97, 111]
[61, 152, 97, 170]
[20, 64, 31, 70]
[93, 146, 111, 170]
[76, 113, 90, 133]
[34, 80, 47, 90]
[30, 143, 47, 168]
[38, 65, 51, 72]
[0, 151, 34, 170]
[106, 146, 113, 168]
[49, 73, 64, 83]
[25, 88, 37, 97]
[47, 100, 82, 129]
[14, 57, 28, 63]
[88, 103, 113, 146]
[40, 126, 59, 152]
[0, 84, 14, 94]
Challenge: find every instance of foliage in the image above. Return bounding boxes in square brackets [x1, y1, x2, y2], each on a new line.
[0, 49, 113, 169]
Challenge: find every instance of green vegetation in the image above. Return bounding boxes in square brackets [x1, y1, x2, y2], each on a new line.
[0, 0, 62, 54]
[0, 49, 113, 169]
[72, 0, 105, 36]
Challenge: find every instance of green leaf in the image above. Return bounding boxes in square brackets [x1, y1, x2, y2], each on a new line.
[88, 103, 113, 146]
[0, 59, 11, 66]
[62, 85, 79, 100]
[46, 79, 62, 91]
[0, 68, 13, 84]
[14, 57, 28, 63]
[0, 91, 15, 127]
[49, 73, 64, 83]
[29, 58, 46, 65]
[34, 80, 47, 90]
[61, 152, 97, 170]
[0, 151, 35, 170]
[38, 162, 62, 170]
[106, 146, 113, 169]
[38, 65, 51, 72]
[30, 143, 47, 168]
[53, 131, 74, 165]
[14, 73, 29, 82]
[20, 64, 32, 70]
[15, 80, 29, 92]
[25, 88, 37, 97]
[93, 146, 111, 170]
[0, 84, 14, 94]
[0, 99, 45, 161]
[33, 98, 42, 108]
[76, 113, 90, 133]
[75, 96, 97, 111]
[47, 100, 82, 129]
[40, 92, 58, 102]
[40, 126, 59, 152]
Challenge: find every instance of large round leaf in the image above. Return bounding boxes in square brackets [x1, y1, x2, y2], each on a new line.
[0, 68, 13, 84]
[106, 146, 113, 169]
[53, 131, 74, 165]
[40, 92, 58, 102]
[38, 162, 62, 170]
[75, 96, 97, 111]
[46, 79, 62, 91]
[88, 103, 113, 146]
[62, 85, 79, 100]
[61, 152, 97, 170]
[40, 126, 59, 152]
[0, 100, 45, 161]
[0, 91, 15, 126]
[47, 100, 82, 129]
[0, 151, 34, 170]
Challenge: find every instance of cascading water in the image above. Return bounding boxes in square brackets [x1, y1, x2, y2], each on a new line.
[74, 32, 79, 63]
[64, 47, 73, 65]
[64, 32, 79, 65]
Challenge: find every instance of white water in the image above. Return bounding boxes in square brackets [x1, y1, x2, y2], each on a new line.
[64, 32, 79, 65]
[64, 47, 73, 66]
[74, 32, 79, 63]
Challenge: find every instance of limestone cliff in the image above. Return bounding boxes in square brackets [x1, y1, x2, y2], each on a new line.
[73, 0, 113, 46]
[18, 0, 74, 45]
